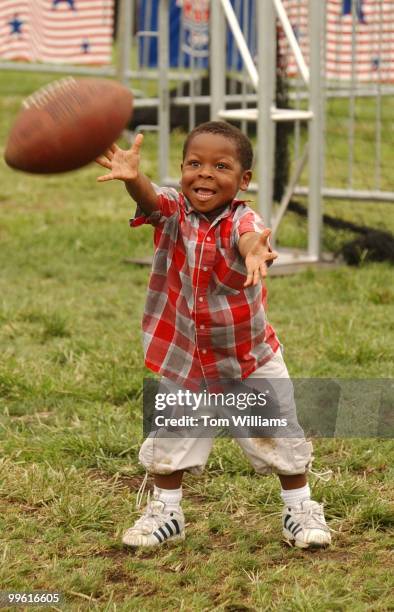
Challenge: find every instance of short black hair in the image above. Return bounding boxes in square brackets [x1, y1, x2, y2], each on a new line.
[182, 121, 253, 171]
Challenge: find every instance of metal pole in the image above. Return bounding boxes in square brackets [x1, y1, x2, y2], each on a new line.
[241, 0, 249, 134]
[210, 0, 226, 120]
[294, 0, 303, 163]
[348, 0, 357, 189]
[142, 0, 154, 68]
[158, 0, 170, 183]
[322, 2, 327, 192]
[308, 0, 325, 259]
[272, 147, 308, 237]
[272, 0, 309, 84]
[257, 0, 276, 226]
[220, 0, 258, 88]
[116, 0, 132, 84]
[294, 186, 394, 203]
[375, 0, 383, 190]
[189, 28, 196, 130]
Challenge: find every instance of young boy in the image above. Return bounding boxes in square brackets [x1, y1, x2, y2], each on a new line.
[96, 121, 331, 550]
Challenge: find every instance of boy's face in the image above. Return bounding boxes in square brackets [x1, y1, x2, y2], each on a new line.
[181, 133, 252, 215]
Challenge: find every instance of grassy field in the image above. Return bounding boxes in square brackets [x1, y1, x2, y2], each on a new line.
[0, 70, 393, 611]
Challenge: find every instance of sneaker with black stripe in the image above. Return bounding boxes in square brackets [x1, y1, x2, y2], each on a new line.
[282, 500, 331, 549]
[122, 499, 185, 548]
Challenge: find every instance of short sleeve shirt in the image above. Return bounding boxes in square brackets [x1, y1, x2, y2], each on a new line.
[130, 187, 280, 390]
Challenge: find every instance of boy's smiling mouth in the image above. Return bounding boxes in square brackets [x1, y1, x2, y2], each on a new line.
[194, 187, 216, 201]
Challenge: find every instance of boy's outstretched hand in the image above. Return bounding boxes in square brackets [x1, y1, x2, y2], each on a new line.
[95, 133, 158, 214]
[95, 133, 144, 183]
[241, 228, 278, 287]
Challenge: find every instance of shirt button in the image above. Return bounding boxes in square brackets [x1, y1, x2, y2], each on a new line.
[206, 236, 211, 242]
[200, 324, 205, 329]
[198, 297, 203, 302]
[201, 349, 207, 354]
[203, 266, 208, 272]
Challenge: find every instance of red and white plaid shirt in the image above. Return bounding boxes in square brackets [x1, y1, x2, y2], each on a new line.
[130, 187, 280, 390]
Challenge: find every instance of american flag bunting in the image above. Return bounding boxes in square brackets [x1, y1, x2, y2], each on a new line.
[0, 0, 113, 65]
[280, 0, 394, 82]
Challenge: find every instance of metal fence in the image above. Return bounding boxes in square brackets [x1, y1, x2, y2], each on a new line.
[1, 0, 393, 261]
[280, 0, 394, 203]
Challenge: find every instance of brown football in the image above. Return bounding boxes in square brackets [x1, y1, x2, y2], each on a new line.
[4, 77, 133, 174]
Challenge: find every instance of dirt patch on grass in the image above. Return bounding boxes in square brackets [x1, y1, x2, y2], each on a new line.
[352, 464, 388, 477]
[105, 567, 130, 583]
[224, 606, 255, 612]
[95, 548, 130, 560]
[0, 496, 42, 513]
[184, 492, 207, 504]
[300, 549, 356, 562]
[96, 545, 160, 561]
[87, 469, 147, 492]
[278, 542, 358, 563]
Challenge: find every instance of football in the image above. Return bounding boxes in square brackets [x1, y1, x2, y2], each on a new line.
[4, 77, 133, 174]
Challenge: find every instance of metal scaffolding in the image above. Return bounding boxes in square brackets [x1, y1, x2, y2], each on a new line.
[2, 0, 392, 263]
[156, 0, 325, 262]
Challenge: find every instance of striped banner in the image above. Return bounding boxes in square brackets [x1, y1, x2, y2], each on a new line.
[0, 0, 113, 65]
[280, 0, 394, 82]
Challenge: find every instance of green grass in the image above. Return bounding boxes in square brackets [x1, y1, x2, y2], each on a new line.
[0, 71, 393, 611]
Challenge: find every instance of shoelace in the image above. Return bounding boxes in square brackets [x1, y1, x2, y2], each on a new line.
[132, 500, 166, 532]
[307, 469, 339, 533]
[308, 468, 333, 482]
[300, 506, 330, 531]
[140, 501, 162, 521]
[298, 503, 338, 534]
[136, 471, 149, 510]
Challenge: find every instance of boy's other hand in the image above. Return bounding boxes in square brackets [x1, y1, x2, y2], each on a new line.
[242, 228, 278, 287]
[95, 133, 144, 183]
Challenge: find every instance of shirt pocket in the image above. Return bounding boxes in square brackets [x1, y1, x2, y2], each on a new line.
[210, 247, 246, 296]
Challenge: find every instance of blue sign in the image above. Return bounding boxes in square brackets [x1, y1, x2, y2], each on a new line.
[138, 0, 256, 71]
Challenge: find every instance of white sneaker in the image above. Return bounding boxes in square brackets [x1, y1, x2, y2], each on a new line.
[122, 499, 185, 548]
[282, 500, 331, 549]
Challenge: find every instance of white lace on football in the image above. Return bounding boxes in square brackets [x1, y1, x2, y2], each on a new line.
[23, 77, 78, 110]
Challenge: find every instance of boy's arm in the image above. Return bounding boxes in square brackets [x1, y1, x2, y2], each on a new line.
[238, 228, 278, 287]
[96, 134, 159, 216]
[124, 173, 158, 216]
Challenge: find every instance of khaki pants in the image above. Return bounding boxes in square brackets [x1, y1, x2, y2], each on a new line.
[139, 350, 313, 476]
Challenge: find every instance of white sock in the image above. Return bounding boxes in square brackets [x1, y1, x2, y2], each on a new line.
[281, 484, 311, 507]
[153, 485, 182, 509]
